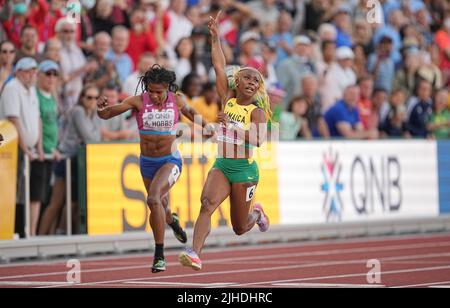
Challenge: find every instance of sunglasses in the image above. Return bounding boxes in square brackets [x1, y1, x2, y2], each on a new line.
[45, 71, 59, 77]
[1, 49, 15, 54]
[85, 95, 99, 100]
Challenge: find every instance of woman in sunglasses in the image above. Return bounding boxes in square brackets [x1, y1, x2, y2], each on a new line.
[0, 40, 16, 93]
[97, 64, 212, 273]
[39, 84, 102, 235]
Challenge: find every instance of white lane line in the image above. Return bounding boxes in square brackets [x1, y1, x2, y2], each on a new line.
[391, 280, 450, 288]
[271, 283, 385, 288]
[122, 281, 236, 287]
[4, 240, 450, 281]
[0, 281, 76, 286]
[214, 265, 450, 288]
[37, 252, 450, 288]
[429, 285, 450, 288]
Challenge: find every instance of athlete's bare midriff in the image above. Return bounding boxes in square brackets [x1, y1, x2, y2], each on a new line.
[217, 142, 253, 159]
[140, 134, 177, 157]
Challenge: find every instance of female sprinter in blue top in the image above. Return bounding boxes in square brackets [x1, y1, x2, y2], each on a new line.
[97, 65, 212, 273]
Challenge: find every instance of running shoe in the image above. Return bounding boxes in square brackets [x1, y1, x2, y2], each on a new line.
[171, 213, 188, 244]
[151, 258, 166, 273]
[254, 203, 270, 232]
[179, 248, 202, 271]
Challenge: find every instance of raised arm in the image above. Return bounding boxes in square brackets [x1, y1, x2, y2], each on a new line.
[208, 11, 231, 104]
[97, 95, 140, 120]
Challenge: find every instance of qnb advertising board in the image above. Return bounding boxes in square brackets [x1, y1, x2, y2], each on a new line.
[278, 141, 439, 224]
[86, 141, 440, 235]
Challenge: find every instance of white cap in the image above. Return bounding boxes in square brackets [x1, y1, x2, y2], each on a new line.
[293, 35, 311, 46]
[239, 32, 261, 44]
[336, 46, 355, 60]
[15, 57, 38, 71]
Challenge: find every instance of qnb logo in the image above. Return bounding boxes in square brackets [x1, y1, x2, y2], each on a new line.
[367, 0, 383, 24]
[321, 149, 344, 222]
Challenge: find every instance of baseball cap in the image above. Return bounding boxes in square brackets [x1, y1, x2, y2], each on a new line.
[239, 32, 261, 44]
[15, 57, 38, 71]
[293, 35, 312, 46]
[39, 60, 60, 73]
[336, 46, 355, 60]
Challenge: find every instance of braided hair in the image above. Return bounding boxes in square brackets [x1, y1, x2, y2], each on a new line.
[135, 64, 179, 95]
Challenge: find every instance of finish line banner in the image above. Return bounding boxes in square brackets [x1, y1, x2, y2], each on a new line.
[0, 121, 18, 240]
[86, 143, 280, 235]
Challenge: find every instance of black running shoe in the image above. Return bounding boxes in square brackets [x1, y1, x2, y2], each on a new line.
[171, 213, 188, 244]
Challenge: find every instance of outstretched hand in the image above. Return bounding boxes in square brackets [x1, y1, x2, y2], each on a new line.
[97, 96, 108, 111]
[208, 10, 222, 37]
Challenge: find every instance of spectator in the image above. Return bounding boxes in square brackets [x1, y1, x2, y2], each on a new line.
[37, 0, 64, 45]
[173, 37, 207, 86]
[84, 32, 120, 90]
[372, 87, 391, 130]
[166, 0, 193, 50]
[0, 0, 13, 42]
[280, 96, 310, 140]
[57, 18, 92, 115]
[352, 17, 374, 57]
[190, 82, 220, 124]
[2, 0, 49, 48]
[32, 60, 61, 237]
[406, 79, 434, 138]
[106, 26, 133, 85]
[247, 0, 280, 25]
[123, 52, 155, 96]
[352, 44, 369, 80]
[304, 0, 336, 32]
[260, 41, 279, 88]
[334, 4, 353, 48]
[317, 40, 336, 84]
[368, 35, 395, 94]
[0, 57, 43, 237]
[127, 8, 158, 68]
[380, 89, 409, 138]
[301, 74, 329, 138]
[15, 26, 45, 64]
[90, 0, 126, 35]
[237, 31, 262, 69]
[435, 16, 450, 85]
[0, 40, 15, 92]
[324, 85, 378, 139]
[43, 38, 62, 64]
[272, 10, 294, 67]
[428, 89, 450, 139]
[321, 46, 357, 112]
[39, 84, 102, 235]
[180, 72, 202, 125]
[394, 47, 421, 97]
[357, 76, 375, 131]
[277, 35, 316, 108]
[99, 84, 136, 141]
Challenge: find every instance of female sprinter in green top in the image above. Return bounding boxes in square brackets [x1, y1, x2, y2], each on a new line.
[179, 12, 271, 271]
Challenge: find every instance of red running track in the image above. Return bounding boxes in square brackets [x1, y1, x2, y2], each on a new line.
[1, 233, 450, 288]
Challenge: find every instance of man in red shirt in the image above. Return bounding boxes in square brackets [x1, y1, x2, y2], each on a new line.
[357, 76, 374, 130]
[2, 0, 49, 48]
[435, 18, 450, 86]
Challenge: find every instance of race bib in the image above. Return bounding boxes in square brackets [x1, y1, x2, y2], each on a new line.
[142, 109, 175, 131]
